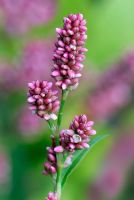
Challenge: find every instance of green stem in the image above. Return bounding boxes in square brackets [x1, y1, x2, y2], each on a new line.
[47, 120, 55, 134]
[57, 89, 69, 131]
[56, 168, 62, 199]
[55, 154, 63, 200]
[54, 89, 69, 199]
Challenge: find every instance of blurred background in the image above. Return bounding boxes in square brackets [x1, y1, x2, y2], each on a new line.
[0, 0, 134, 200]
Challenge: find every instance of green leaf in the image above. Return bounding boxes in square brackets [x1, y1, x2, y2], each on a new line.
[61, 134, 110, 188]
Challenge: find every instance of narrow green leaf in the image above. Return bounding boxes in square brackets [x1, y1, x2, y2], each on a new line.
[61, 134, 110, 188]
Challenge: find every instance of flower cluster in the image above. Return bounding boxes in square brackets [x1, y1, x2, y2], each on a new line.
[43, 114, 96, 175]
[43, 145, 57, 175]
[45, 192, 58, 200]
[51, 13, 87, 90]
[60, 115, 96, 152]
[27, 80, 60, 120]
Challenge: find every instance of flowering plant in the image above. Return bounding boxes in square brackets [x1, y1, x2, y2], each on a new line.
[27, 13, 108, 200]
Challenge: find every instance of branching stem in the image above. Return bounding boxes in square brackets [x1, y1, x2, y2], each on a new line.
[47, 89, 69, 200]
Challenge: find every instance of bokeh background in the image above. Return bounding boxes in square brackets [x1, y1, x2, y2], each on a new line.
[0, 0, 134, 200]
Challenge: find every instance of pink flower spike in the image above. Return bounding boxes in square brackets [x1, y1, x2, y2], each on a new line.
[43, 146, 57, 175]
[60, 115, 96, 152]
[52, 13, 87, 90]
[27, 80, 60, 119]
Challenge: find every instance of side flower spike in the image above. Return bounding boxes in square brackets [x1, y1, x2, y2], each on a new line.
[27, 80, 60, 120]
[60, 115, 96, 152]
[52, 13, 88, 90]
[43, 146, 57, 175]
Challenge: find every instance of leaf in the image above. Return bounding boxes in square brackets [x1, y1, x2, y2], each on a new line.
[61, 134, 110, 188]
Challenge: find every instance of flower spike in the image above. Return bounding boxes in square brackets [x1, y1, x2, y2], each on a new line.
[52, 13, 87, 90]
[60, 115, 96, 152]
[27, 80, 60, 120]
